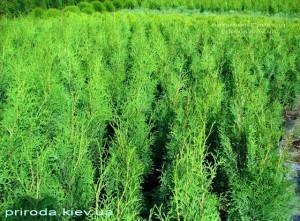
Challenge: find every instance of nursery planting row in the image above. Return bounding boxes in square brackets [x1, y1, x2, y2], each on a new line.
[0, 13, 299, 220]
[1, 0, 300, 17]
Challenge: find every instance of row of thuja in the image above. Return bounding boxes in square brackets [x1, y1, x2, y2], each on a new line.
[30, 1, 137, 17]
[2, 0, 300, 17]
[0, 13, 299, 220]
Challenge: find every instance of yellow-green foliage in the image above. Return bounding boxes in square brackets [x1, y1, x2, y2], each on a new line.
[63, 5, 81, 13]
[0, 12, 299, 221]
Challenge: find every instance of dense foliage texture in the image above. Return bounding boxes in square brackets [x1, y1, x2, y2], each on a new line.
[0, 12, 299, 220]
[1, 0, 300, 16]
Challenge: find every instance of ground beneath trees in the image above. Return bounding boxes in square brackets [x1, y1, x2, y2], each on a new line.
[284, 95, 300, 220]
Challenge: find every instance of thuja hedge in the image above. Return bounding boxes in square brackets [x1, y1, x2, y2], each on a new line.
[0, 13, 299, 220]
[141, 0, 300, 13]
[1, 0, 300, 17]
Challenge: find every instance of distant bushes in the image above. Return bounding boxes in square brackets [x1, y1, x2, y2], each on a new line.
[78, 2, 95, 14]
[32, 1, 117, 17]
[45, 8, 61, 17]
[0, 0, 115, 17]
[103, 1, 115, 12]
[30, 7, 61, 18]
[123, 0, 137, 9]
[1, 0, 300, 17]
[30, 7, 45, 18]
[112, 0, 123, 9]
[63, 5, 81, 13]
[141, 0, 300, 13]
[81, 6, 95, 14]
[0, 0, 75, 16]
[92, 1, 105, 12]
[78, 1, 92, 10]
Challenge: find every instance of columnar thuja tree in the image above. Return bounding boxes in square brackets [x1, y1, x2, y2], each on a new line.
[101, 20, 157, 220]
[259, 29, 299, 108]
[153, 19, 224, 220]
[0, 16, 110, 215]
[159, 86, 221, 221]
[220, 36, 295, 220]
[0, 19, 77, 213]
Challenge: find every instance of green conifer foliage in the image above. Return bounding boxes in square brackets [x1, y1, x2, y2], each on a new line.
[0, 13, 299, 221]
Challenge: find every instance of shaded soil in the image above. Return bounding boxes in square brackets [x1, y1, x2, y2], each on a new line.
[284, 95, 300, 220]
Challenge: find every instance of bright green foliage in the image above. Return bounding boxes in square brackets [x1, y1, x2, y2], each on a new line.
[0, 11, 299, 221]
[78, 1, 93, 10]
[45, 8, 61, 17]
[152, 21, 224, 220]
[63, 5, 81, 13]
[102, 21, 158, 220]
[81, 5, 95, 14]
